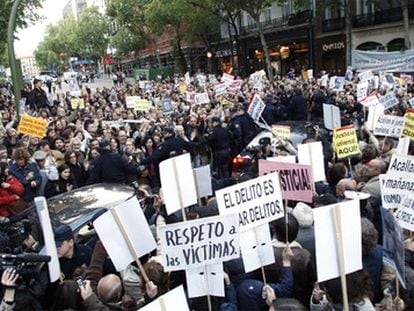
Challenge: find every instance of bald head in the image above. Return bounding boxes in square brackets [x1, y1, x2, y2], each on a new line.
[366, 159, 387, 177]
[97, 274, 122, 303]
[336, 178, 357, 198]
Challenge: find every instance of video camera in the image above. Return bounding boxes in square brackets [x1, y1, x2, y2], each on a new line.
[0, 253, 50, 281]
[0, 218, 32, 254]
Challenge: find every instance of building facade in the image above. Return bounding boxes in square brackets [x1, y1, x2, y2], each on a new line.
[63, 0, 88, 21]
[19, 56, 40, 78]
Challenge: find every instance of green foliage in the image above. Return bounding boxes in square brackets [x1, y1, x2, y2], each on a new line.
[110, 26, 146, 57]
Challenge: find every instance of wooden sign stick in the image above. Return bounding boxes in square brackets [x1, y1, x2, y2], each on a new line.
[253, 227, 267, 285]
[192, 169, 202, 207]
[172, 158, 187, 221]
[110, 208, 149, 283]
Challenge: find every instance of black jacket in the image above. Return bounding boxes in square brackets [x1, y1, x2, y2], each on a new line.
[205, 125, 232, 152]
[28, 87, 48, 110]
[288, 94, 307, 120]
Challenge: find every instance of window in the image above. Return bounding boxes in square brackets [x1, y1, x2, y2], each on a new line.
[246, 13, 255, 27]
[282, 0, 293, 17]
[264, 7, 272, 22]
[324, 0, 344, 19]
[359, 0, 373, 14]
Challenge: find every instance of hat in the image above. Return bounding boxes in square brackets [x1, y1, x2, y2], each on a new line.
[259, 137, 271, 146]
[99, 139, 110, 149]
[211, 116, 221, 123]
[54, 224, 73, 247]
[33, 150, 48, 161]
[344, 191, 370, 201]
[292, 202, 314, 228]
[162, 127, 174, 135]
[313, 193, 337, 207]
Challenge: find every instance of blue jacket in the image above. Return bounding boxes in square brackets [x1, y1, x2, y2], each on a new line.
[9, 161, 42, 202]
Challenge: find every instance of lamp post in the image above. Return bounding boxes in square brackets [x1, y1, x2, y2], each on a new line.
[7, 0, 24, 116]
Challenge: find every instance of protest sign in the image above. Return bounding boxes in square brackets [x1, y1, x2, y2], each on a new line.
[216, 172, 283, 231]
[396, 137, 410, 155]
[240, 224, 275, 272]
[140, 285, 189, 311]
[356, 81, 369, 102]
[307, 69, 314, 79]
[208, 74, 217, 83]
[222, 73, 234, 85]
[186, 91, 195, 103]
[382, 209, 406, 288]
[18, 98, 26, 116]
[125, 96, 140, 109]
[331, 77, 345, 91]
[78, 98, 85, 109]
[298, 141, 326, 182]
[408, 98, 414, 109]
[373, 115, 405, 138]
[344, 66, 352, 81]
[323, 104, 341, 130]
[266, 156, 296, 163]
[144, 81, 153, 93]
[159, 214, 239, 271]
[134, 99, 149, 112]
[196, 74, 206, 87]
[193, 165, 212, 198]
[258, 160, 313, 203]
[138, 80, 146, 89]
[34, 197, 60, 282]
[194, 92, 210, 105]
[68, 79, 81, 97]
[184, 72, 191, 85]
[401, 109, 414, 140]
[230, 79, 243, 90]
[360, 94, 380, 107]
[179, 82, 187, 94]
[160, 153, 197, 215]
[185, 263, 224, 298]
[379, 92, 399, 110]
[358, 70, 374, 82]
[320, 74, 329, 87]
[94, 197, 157, 272]
[247, 94, 266, 123]
[17, 114, 48, 138]
[71, 98, 79, 109]
[366, 104, 385, 131]
[214, 83, 227, 97]
[333, 125, 360, 159]
[380, 154, 414, 209]
[313, 199, 362, 282]
[221, 98, 234, 108]
[271, 125, 291, 141]
[161, 98, 174, 114]
[395, 193, 414, 232]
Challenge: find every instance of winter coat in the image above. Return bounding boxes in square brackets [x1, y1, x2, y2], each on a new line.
[0, 175, 24, 217]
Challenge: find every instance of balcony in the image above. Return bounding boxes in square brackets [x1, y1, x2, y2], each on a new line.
[322, 17, 345, 32]
[352, 6, 414, 28]
[288, 10, 313, 26]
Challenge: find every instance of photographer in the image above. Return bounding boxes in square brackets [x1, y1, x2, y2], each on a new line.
[1, 268, 19, 311]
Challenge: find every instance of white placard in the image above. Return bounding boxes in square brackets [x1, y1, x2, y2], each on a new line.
[357, 81, 369, 102]
[216, 173, 283, 231]
[408, 98, 414, 109]
[313, 199, 362, 282]
[214, 83, 227, 97]
[298, 141, 325, 182]
[159, 214, 239, 271]
[395, 193, 414, 232]
[266, 156, 296, 164]
[222, 73, 234, 85]
[307, 69, 314, 79]
[323, 104, 341, 130]
[240, 224, 275, 272]
[358, 70, 374, 82]
[125, 96, 140, 109]
[34, 197, 61, 282]
[320, 74, 329, 87]
[331, 77, 345, 91]
[94, 197, 157, 272]
[140, 285, 189, 311]
[366, 104, 385, 131]
[138, 81, 146, 89]
[193, 165, 213, 198]
[373, 115, 405, 138]
[194, 92, 210, 105]
[185, 72, 191, 85]
[379, 92, 399, 110]
[160, 153, 198, 215]
[185, 263, 224, 298]
[396, 137, 410, 155]
[247, 94, 266, 122]
[360, 94, 380, 107]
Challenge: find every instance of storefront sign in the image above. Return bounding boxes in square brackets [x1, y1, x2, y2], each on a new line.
[322, 41, 345, 52]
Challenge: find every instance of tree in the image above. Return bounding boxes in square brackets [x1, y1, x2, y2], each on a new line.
[402, 0, 410, 49]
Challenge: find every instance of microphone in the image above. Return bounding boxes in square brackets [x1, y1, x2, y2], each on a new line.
[0, 253, 51, 263]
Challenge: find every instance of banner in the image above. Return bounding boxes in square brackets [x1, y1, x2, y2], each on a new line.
[185, 263, 224, 298]
[271, 125, 291, 141]
[352, 49, 414, 73]
[247, 94, 266, 122]
[333, 125, 360, 159]
[402, 109, 414, 140]
[258, 160, 313, 203]
[379, 92, 399, 110]
[159, 214, 239, 271]
[373, 115, 405, 138]
[17, 114, 48, 138]
[216, 172, 283, 231]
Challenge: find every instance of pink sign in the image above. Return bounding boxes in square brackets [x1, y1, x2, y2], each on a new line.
[258, 159, 313, 203]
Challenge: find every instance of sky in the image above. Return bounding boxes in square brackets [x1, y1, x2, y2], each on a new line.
[15, 0, 67, 58]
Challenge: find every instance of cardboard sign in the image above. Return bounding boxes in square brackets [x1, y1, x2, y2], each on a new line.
[68, 79, 81, 97]
[135, 99, 149, 112]
[221, 98, 234, 108]
[396, 137, 411, 155]
[216, 172, 283, 231]
[240, 224, 275, 272]
[193, 165, 212, 198]
[194, 92, 210, 105]
[196, 74, 206, 86]
[313, 199, 362, 282]
[138, 81, 146, 89]
[18, 114, 48, 138]
[160, 153, 198, 215]
[125, 96, 140, 109]
[222, 73, 234, 85]
[258, 160, 313, 203]
[247, 94, 266, 122]
[373, 115, 405, 138]
[161, 98, 174, 114]
[333, 125, 360, 159]
[144, 81, 153, 93]
[323, 104, 341, 130]
[320, 74, 329, 87]
[94, 197, 157, 272]
[358, 70, 374, 82]
[271, 125, 291, 141]
[298, 141, 326, 182]
[185, 263, 224, 298]
[140, 285, 189, 311]
[395, 193, 414, 232]
[159, 214, 239, 271]
[360, 94, 380, 107]
[214, 83, 227, 97]
[357, 81, 369, 102]
[379, 92, 399, 110]
[402, 109, 414, 140]
[184, 72, 191, 85]
[266, 156, 296, 163]
[34, 197, 61, 282]
[307, 69, 314, 79]
[179, 82, 187, 94]
[366, 104, 385, 131]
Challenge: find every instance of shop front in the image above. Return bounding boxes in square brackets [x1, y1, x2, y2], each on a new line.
[315, 35, 346, 75]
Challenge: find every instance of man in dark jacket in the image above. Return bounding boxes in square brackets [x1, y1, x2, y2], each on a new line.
[288, 88, 307, 121]
[311, 85, 327, 120]
[27, 79, 49, 111]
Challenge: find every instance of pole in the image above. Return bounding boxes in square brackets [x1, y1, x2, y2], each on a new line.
[7, 0, 24, 116]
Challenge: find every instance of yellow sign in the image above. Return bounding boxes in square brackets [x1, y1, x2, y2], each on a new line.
[221, 98, 234, 108]
[135, 99, 149, 112]
[272, 125, 291, 141]
[333, 125, 360, 159]
[71, 98, 85, 109]
[402, 109, 414, 141]
[17, 115, 48, 138]
[179, 83, 187, 94]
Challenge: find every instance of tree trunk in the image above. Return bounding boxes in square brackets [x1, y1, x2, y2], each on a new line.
[254, 16, 274, 84]
[402, 0, 411, 50]
[345, 0, 352, 67]
[175, 35, 187, 73]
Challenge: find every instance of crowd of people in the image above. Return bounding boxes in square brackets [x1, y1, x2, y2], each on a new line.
[0, 68, 413, 310]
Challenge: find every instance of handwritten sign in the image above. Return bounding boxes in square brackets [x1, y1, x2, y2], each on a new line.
[379, 92, 399, 110]
[357, 81, 369, 102]
[247, 94, 266, 122]
[214, 83, 227, 97]
[395, 193, 414, 232]
[159, 214, 239, 271]
[161, 98, 174, 114]
[18, 115, 48, 138]
[373, 115, 405, 138]
[323, 104, 341, 130]
[271, 125, 291, 141]
[333, 125, 360, 159]
[360, 94, 379, 107]
[135, 99, 149, 112]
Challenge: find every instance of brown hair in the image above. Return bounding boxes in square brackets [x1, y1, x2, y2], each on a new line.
[12, 147, 31, 161]
[140, 261, 170, 297]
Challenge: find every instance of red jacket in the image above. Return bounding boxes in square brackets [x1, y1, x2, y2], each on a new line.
[0, 175, 24, 217]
